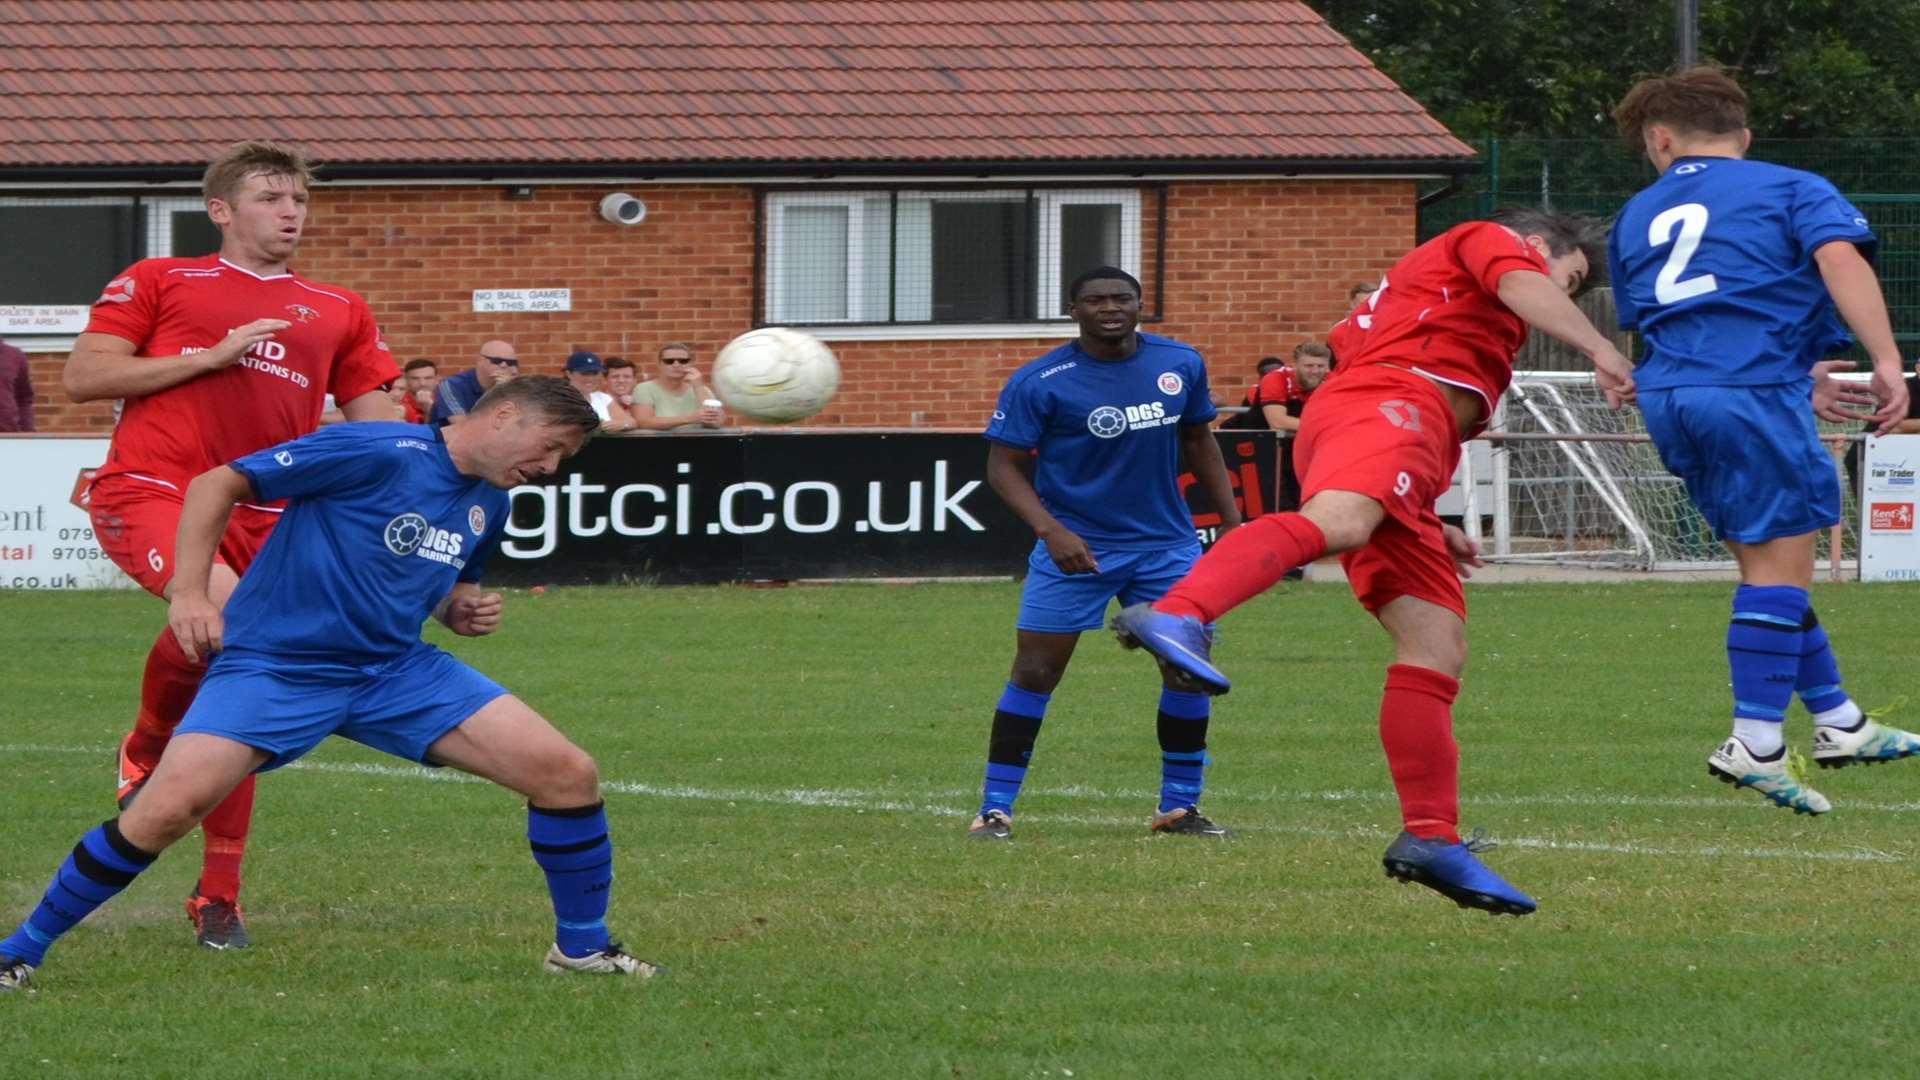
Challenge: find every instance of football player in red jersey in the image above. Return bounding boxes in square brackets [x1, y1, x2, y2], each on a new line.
[63, 141, 399, 949]
[1115, 209, 1633, 917]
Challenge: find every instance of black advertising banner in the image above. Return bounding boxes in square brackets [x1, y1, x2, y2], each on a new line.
[493, 431, 1277, 585]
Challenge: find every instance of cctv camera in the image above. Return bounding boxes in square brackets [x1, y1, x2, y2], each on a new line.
[599, 193, 646, 226]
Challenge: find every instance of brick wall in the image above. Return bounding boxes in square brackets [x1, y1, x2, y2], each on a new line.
[24, 178, 1416, 433]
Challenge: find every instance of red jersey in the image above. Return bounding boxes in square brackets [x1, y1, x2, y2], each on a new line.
[1254, 366, 1314, 409]
[1327, 221, 1547, 428]
[86, 255, 397, 488]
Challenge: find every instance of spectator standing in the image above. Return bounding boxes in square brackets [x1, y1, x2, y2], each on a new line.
[1216, 356, 1286, 430]
[564, 350, 636, 433]
[432, 339, 518, 425]
[605, 357, 637, 408]
[631, 342, 724, 430]
[401, 359, 437, 423]
[0, 337, 32, 432]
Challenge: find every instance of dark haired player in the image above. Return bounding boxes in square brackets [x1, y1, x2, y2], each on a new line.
[967, 266, 1243, 840]
[1611, 66, 1920, 814]
[1114, 212, 1634, 915]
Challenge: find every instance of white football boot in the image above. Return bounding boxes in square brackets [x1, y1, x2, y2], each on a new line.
[1708, 738, 1830, 815]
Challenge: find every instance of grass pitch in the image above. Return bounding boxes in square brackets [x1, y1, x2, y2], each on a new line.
[4, 581, 1919, 1078]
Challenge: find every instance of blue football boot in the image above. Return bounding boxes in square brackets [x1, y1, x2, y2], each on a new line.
[1381, 829, 1536, 916]
[1110, 604, 1230, 696]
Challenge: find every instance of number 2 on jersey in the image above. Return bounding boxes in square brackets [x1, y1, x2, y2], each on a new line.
[1648, 203, 1718, 304]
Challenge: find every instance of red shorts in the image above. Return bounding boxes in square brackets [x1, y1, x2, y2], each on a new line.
[1295, 367, 1467, 620]
[87, 473, 281, 598]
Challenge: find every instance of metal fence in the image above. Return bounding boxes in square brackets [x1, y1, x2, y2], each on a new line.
[1419, 138, 1920, 349]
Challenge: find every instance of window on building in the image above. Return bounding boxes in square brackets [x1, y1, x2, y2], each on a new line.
[762, 187, 1146, 326]
[0, 195, 218, 339]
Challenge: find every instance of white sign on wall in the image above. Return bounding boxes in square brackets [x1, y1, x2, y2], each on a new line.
[1859, 434, 1920, 581]
[1, 305, 90, 334]
[0, 437, 135, 590]
[472, 288, 572, 313]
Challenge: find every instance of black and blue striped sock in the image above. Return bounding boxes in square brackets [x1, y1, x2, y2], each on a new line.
[1, 818, 157, 967]
[980, 683, 1049, 817]
[527, 801, 613, 959]
[1157, 687, 1212, 813]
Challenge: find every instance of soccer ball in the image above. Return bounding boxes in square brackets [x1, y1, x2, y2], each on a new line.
[710, 328, 840, 423]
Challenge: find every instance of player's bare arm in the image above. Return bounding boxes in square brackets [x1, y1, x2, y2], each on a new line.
[1813, 240, 1909, 434]
[1261, 401, 1301, 432]
[434, 582, 504, 637]
[985, 442, 1098, 574]
[167, 465, 254, 662]
[338, 387, 399, 422]
[63, 319, 293, 402]
[1495, 268, 1636, 408]
[1178, 422, 1242, 537]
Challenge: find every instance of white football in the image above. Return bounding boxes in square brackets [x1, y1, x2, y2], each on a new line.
[710, 327, 840, 423]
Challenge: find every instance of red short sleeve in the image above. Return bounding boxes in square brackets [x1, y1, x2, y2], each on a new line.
[83, 261, 161, 346]
[1256, 368, 1297, 405]
[1454, 222, 1549, 298]
[325, 296, 400, 404]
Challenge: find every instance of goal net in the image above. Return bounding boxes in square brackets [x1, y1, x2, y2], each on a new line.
[1458, 372, 1861, 571]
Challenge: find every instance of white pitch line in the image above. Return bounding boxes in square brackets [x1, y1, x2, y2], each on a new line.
[1, 744, 1906, 864]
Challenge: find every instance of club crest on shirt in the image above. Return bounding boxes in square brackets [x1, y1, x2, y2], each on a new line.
[97, 276, 135, 304]
[285, 303, 321, 323]
[468, 505, 486, 536]
[1157, 372, 1183, 395]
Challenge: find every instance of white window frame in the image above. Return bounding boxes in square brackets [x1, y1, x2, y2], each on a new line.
[0, 195, 210, 350]
[763, 187, 1144, 334]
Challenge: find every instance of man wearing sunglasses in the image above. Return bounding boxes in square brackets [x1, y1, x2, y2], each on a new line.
[630, 342, 724, 430]
[431, 339, 519, 426]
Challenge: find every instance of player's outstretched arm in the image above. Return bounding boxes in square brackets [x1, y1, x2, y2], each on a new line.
[985, 442, 1098, 574]
[1495, 270, 1636, 408]
[1814, 241, 1909, 434]
[435, 582, 504, 637]
[63, 320, 292, 402]
[167, 465, 253, 662]
[1178, 423, 1243, 537]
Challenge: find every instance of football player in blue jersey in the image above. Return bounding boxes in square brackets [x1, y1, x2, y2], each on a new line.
[0, 376, 662, 993]
[1611, 66, 1920, 814]
[967, 266, 1244, 840]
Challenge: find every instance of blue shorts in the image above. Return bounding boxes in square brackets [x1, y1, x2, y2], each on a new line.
[175, 643, 510, 771]
[1640, 383, 1840, 544]
[1017, 540, 1203, 633]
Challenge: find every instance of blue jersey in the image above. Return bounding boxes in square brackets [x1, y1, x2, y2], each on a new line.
[984, 332, 1216, 550]
[1609, 156, 1876, 390]
[223, 422, 508, 663]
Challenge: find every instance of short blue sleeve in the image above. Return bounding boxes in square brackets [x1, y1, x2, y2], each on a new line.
[1791, 175, 1877, 264]
[1607, 219, 1639, 330]
[1181, 356, 1218, 424]
[230, 425, 390, 503]
[984, 372, 1047, 449]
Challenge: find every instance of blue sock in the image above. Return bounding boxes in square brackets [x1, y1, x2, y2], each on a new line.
[1727, 585, 1809, 756]
[1796, 608, 1853, 718]
[981, 683, 1049, 817]
[1157, 687, 1212, 814]
[527, 801, 613, 959]
[1, 819, 157, 967]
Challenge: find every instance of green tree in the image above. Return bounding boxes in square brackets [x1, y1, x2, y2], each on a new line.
[1314, 0, 1920, 138]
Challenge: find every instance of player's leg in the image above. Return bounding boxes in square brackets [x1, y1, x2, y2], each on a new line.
[971, 542, 1109, 838]
[0, 734, 264, 989]
[1119, 542, 1231, 836]
[1116, 369, 1448, 693]
[343, 647, 657, 977]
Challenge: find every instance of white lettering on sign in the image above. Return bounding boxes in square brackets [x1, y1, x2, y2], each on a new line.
[471, 288, 573, 313]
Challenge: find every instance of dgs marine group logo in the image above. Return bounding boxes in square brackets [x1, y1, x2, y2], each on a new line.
[385, 512, 431, 556]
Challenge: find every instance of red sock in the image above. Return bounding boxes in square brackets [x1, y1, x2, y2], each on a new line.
[197, 775, 256, 904]
[127, 626, 207, 768]
[1155, 513, 1326, 621]
[1379, 664, 1461, 843]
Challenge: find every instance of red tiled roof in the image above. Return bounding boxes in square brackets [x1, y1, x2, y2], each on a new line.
[1, 1, 1474, 173]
